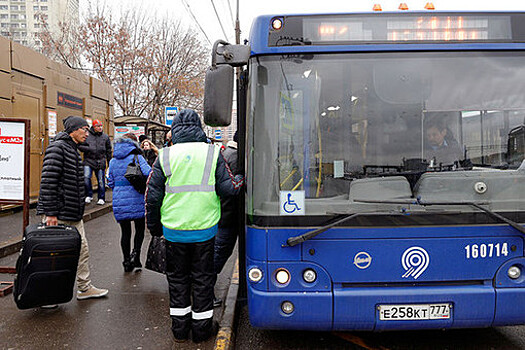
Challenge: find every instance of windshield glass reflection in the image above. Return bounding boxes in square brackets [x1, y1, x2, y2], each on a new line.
[247, 52, 525, 216]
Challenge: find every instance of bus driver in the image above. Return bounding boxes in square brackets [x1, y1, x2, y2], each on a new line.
[425, 118, 463, 165]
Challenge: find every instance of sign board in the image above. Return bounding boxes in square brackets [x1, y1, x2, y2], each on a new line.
[165, 106, 179, 126]
[214, 129, 222, 140]
[57, 92, 83, 110]
[0, 121, 26, 201]
[114, 125, 145, 139]
[47, 110, 57, 137]
[280, 191, 305, 216]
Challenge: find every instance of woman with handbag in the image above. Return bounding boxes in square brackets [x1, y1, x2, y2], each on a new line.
[107, 133, 152, 272]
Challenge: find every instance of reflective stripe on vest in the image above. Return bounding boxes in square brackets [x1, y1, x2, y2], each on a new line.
[163, 144, 215, 194]
[159, 142, 221, 231]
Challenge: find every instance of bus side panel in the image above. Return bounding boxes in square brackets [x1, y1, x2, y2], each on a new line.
[247, 286, 332, 330]
[333, 285, 494, 331]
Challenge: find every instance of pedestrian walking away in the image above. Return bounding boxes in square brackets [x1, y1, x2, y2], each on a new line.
[78, 119, 112, 205]
[36, 115, 109, 303]
[213, 131, 241, 308]
[146, 109, 244, 344]
[107, 133, 152, 272]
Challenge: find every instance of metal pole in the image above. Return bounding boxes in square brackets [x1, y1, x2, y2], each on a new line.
[235, 0, 240, 45]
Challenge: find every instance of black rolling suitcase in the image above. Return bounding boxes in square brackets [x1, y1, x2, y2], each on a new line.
[14, 223, 81, 309]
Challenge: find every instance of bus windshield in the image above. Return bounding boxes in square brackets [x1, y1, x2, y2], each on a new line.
[247, 52, 525, 218]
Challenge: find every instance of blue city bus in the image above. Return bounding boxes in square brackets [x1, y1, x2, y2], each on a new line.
[203, 11, 525, 331]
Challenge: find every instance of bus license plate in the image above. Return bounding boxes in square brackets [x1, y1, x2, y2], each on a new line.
[379, 304, 451, 321]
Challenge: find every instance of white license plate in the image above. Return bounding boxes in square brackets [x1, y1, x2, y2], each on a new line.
[378, 303, 451, 321]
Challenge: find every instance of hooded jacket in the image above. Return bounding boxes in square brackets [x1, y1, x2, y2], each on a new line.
[78, 126, 112, 170]
[36, 132, 86, 221]
[107, 138, 152, 222]
[146, 109, 244, 237]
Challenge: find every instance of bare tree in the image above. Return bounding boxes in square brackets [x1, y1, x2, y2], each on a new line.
[143, 18, 208, 122]
[37, 3, 209, 120]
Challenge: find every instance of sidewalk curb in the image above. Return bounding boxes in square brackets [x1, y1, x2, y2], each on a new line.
[0, 204, 113, 259]
[214, 258, 239, 350]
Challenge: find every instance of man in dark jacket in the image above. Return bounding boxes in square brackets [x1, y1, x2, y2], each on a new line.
[146, 109, 243, 343]
[213, 131, 241, 307]
[78, 119, 112, 205]
[37, 116, 109, 302]
[424, 117, 463, 165]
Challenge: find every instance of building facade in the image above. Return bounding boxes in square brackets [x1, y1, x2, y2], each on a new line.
[0, 0, 78, 48]
[0, 35, 113, 201]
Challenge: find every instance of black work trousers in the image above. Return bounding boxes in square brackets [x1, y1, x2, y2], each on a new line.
[166, 237, 215, 342]
[118, 218, 145, 260]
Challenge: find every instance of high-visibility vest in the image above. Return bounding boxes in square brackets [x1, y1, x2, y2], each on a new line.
[159, 142, 221, 231]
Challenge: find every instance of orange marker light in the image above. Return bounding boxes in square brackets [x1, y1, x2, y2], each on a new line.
[399, 3, 409, 10]
[373, 4, 382, 11]
[424, 2, 435, 10]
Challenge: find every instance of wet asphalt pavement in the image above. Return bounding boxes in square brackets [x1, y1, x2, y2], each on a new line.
[0, 211, 235, 350]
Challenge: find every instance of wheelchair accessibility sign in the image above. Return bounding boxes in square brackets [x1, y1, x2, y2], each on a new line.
[280, 191, 305, 216]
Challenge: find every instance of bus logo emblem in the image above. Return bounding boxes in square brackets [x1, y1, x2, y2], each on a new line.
[401, 247, 430, 279]
[353, 252, 372, 269]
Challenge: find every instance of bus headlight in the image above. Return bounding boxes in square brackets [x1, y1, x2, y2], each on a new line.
[248, 267, 263, 283]
[281, 301, 294, 314]
[272, 18, 283, 31]
[275, 268, 291, 285]
[303, 269, 317, 283]
[508, 265, 521, 279]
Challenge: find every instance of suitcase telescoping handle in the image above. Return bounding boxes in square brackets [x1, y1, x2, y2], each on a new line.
[36, 223, 73, 231]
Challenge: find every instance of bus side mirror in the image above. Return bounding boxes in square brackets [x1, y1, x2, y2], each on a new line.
[204, 65, 234, 127]
[204, 40, 250, 127]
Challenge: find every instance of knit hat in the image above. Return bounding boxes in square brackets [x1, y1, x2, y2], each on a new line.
[92, 119, 102, 127]
[63, 116, 89, 134]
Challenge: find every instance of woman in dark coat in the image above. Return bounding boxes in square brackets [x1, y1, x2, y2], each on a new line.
[107, 133, 152, 272]
[140, 139, 159, 167]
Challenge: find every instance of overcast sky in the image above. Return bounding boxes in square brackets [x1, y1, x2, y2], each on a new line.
[81, 0, 524, 47]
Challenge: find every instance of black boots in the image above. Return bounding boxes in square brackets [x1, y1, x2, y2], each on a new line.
[130, 250, 142, 269]
[123, 258, 134, 272]
[123, 250, 141, 272]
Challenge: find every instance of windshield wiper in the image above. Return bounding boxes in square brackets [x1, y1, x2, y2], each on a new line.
[355, 198, 525, 236]
[284, 211, 406, 247]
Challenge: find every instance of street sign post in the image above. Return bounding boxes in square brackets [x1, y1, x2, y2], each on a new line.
[165, 106, 179, 126]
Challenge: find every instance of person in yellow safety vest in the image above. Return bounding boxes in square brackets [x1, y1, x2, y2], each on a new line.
[145, 109, 243, 344]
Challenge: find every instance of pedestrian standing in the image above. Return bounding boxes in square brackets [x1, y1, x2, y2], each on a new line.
[79, 119, 112, 205]
[146, 109, 243, 343]
[37, 116, 109, 301]
[107, 133, 152, 272]
[213, 131, 241, 307]
[140, 139, 159, 167]
[164, 130, 173, 147]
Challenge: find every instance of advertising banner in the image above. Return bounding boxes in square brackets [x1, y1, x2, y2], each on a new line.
[114, 125, 145, 139]
[47, 110, 57, 137]
[0, 121, 26, 201]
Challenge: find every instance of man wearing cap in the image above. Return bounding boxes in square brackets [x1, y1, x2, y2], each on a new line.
[78, 119, 112, 205]
[37, 116, 109, 302]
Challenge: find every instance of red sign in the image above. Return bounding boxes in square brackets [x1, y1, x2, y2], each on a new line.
[0, 136, 23, 144]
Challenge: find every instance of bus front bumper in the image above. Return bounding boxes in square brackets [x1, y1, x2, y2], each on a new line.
[247, 283, 525, 330]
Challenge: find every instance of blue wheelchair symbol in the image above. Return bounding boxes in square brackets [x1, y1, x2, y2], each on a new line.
[283, 193, 301, 214]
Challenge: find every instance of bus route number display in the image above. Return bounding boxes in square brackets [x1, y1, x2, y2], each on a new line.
[0, 121, 25, 201]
